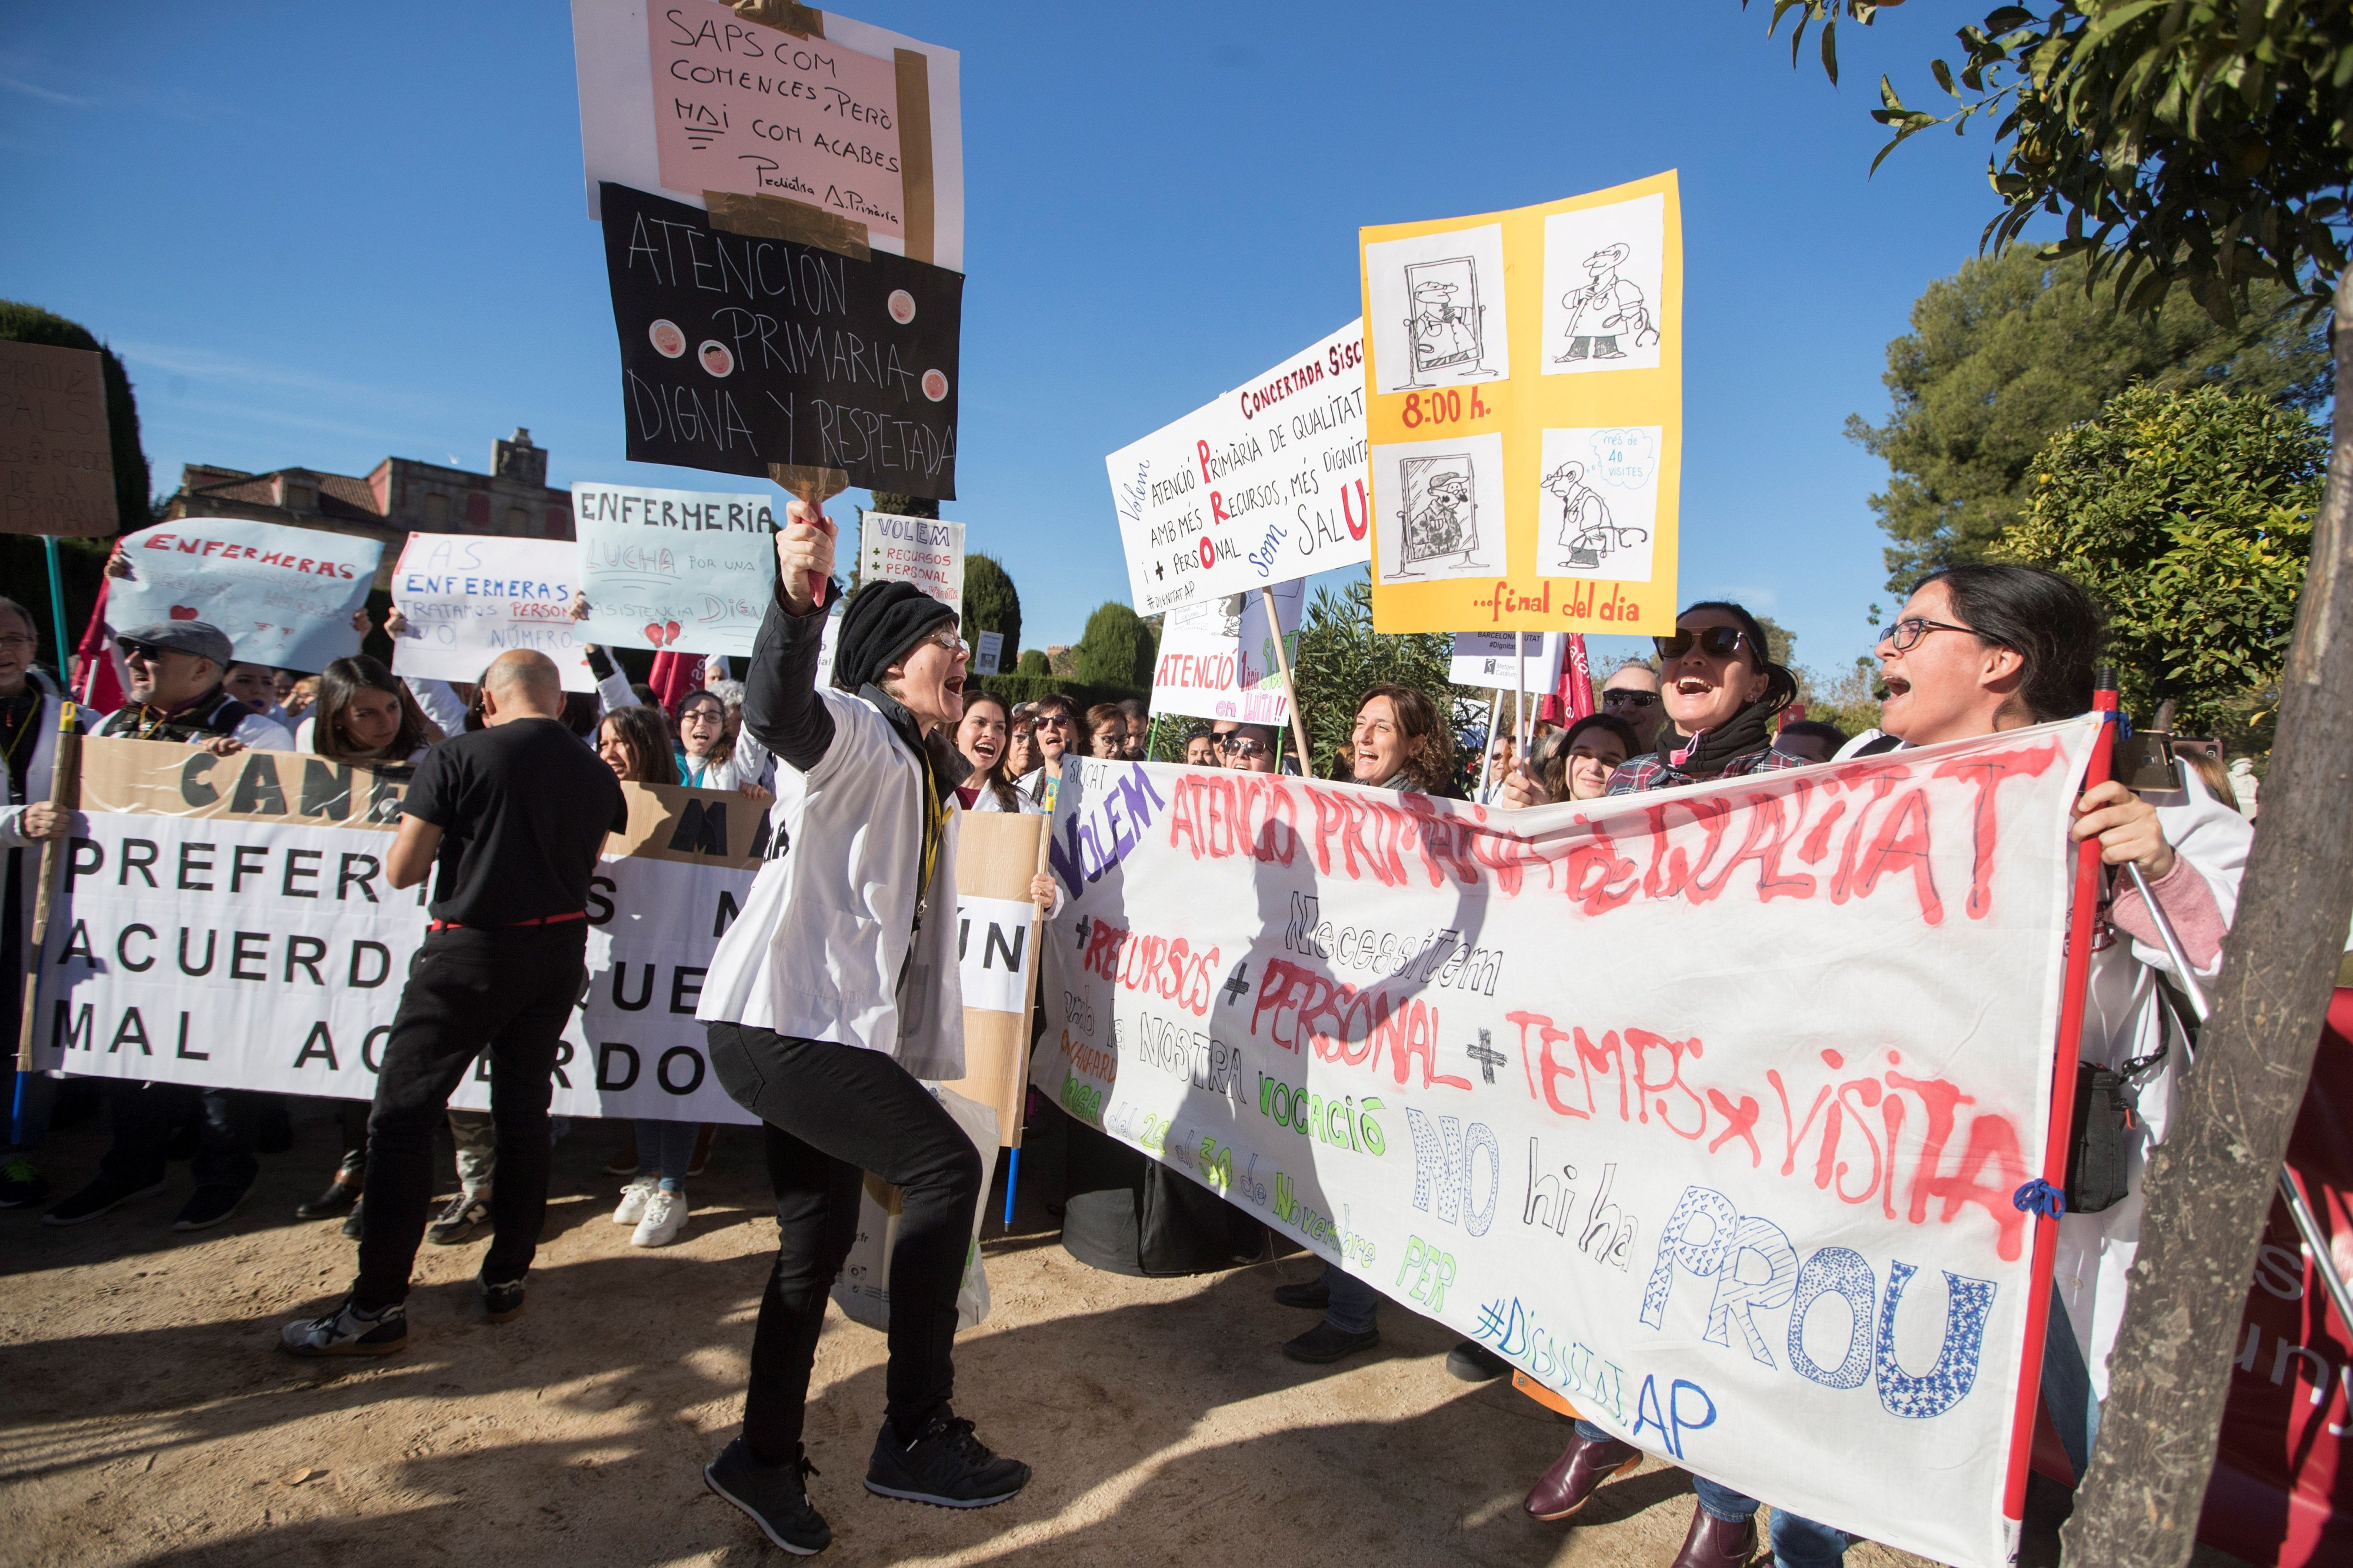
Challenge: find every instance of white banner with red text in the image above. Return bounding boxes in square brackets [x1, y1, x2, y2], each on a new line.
[1031, 720, 2098, 1568]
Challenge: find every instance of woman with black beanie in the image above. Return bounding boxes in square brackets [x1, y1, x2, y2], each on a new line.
[694, 500, 1045, 1554]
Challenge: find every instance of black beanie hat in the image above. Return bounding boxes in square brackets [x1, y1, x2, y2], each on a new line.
[833, 579, 958, 692]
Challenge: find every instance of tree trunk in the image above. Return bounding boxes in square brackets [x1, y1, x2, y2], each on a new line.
[2060, 273, 2353, 1559]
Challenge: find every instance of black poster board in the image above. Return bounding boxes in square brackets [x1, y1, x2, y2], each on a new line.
[598, 182, 961, 499]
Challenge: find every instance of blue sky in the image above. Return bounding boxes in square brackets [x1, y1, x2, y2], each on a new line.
[2, 1, 2007, 676]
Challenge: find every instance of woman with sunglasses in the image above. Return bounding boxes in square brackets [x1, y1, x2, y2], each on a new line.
[1019, 694, 1079, 809]
[1524, 600, 1832, 1568]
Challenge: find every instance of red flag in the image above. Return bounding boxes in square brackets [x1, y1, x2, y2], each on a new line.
[1539, 635, 1597, 725]
[74, 575, 124, 715]
[646, 649, 698, 714]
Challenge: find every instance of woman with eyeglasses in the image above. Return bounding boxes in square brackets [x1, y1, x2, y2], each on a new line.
[1084, 702, 1128, 760]
[952, 692, 1037, 813]
[1523, 600, 1831, 1568]
[676, 688, 775, 803]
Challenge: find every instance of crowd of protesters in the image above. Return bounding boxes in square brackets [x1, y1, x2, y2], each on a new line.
[0, 504, 2265, 1565]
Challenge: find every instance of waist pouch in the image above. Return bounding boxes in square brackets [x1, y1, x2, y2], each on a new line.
[2065, 1061, 2138, 1215]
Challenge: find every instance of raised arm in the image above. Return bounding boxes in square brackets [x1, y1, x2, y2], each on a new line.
[742, 499, 839, 773]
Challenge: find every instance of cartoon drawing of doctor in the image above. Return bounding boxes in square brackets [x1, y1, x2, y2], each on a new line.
[1556, 243, 1658, 362]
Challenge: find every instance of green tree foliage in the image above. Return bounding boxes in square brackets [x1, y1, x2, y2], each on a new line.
[1, 299, 151, 533]
[1850, 249, 2326, 589]
[1015, 648, 1049, 677]
[1754, 3, 2353, 318]
[1997, 383, 2325, 741]
[1294, 576, 1465, 780]
[1071, 602, 1156, 690]
[960, 552, 1021, 659]
[868, 492, 938, 519]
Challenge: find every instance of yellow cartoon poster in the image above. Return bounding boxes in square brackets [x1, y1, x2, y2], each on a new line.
[1358, 172, 1682, 633]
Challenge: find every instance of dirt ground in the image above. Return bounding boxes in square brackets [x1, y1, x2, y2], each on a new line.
[1, 1099, 2244, 1568]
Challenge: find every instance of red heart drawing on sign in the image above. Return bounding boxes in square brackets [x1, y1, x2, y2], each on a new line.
[663, 620, 681, 645]
[169, 605, 199, 620]
[643, 623, 668, 648]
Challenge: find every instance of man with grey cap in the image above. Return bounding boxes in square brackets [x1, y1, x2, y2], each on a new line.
[693, 498, 1048, 1554]
[42, 620, 293, 1232]
[92, 619, 294, 752]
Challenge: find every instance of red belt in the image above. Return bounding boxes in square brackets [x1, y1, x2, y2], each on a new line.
[427, 910, 588, 933]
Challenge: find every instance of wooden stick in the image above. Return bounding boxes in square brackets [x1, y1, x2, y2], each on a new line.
[16, 702, 81, 1074]
[768, 464, 851, 608]
[1258, 587, 1314, 776]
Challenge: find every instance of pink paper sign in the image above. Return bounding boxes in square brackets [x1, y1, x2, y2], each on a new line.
[649, 0, 906, 241]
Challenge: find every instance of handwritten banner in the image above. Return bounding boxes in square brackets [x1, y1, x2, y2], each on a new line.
[574, 481, 779, 657]
[108, 518, 381, 670]
[1150, 580, 1301, 726]
[388, 533, 595, 693]
[1, 341, 116, 538]
[858, 509, 961, 611]
[1108, 320, 1369, 616]
[1033, 719, 2099, 1568]
[1359, 172, 1683, 633]
[597, 180, 962, 497]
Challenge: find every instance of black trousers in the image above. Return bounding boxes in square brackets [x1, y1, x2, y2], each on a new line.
[354, 926, 584, 1309]
[708, 1022, 983, 1462]
[98, 1082, 258, 1190]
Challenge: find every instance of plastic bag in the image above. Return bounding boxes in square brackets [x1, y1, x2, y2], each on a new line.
[830, 1085, 997, 1332]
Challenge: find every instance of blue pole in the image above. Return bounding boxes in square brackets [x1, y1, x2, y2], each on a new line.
[1001, 1145, 1020, 1227]
[41, 536, 70, 677]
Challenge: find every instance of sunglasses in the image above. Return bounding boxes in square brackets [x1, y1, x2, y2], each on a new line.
[1603, 689, 1660, 709]
[1226, 738, 1269, 758]
[1035, 714, 1072, 729]
[116, 640, 175, 662]
[1654, 626, 1749, 660]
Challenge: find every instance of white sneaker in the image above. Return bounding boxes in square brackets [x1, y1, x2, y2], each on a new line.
[613, 1177, 656, 1226]
[631, 1187, 688, 1247]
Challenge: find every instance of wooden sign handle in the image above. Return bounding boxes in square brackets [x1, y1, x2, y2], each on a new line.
[16, 702, 81, 1073]
[768, 465, 851, 609]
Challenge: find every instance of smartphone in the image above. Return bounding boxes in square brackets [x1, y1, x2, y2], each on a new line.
[2121, 729, 2187, 806]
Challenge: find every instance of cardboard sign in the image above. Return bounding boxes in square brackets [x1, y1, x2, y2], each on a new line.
[108, 518, 380, 670]
[972, 629, 1002, 675]
[569, 0, 965, 270]
[0, 341, 116, 537]
[598, 181, 962, 497]
[1109, 320, 1368, 616]
[1449, 630, 1565, 689]
[939, 810, 1048, 1147]
[858, 509, 961, 610]
[574, 481, 779, 656]
[1035, 721, 2100, 1568]
[1150, 579, 1302, 725]
[388, 533, 595, 692]
[1359, 172, 1683, 633]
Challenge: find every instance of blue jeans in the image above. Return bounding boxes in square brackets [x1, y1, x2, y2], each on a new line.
[1572, 1421, 1851, 1567]
[1320, 1260, 1381, 1333]
[636, 1118, 697, 1191]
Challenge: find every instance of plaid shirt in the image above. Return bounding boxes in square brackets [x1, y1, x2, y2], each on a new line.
[1604, 742, 1804, 796]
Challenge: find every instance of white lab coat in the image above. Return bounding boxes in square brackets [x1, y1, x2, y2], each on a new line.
[0, 672, 67, 942]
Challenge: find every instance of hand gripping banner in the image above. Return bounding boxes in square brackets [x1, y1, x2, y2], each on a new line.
[1031, 718, 2099, 1568]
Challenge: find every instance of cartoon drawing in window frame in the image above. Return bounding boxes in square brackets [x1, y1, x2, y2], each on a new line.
[1401, 257, 1497, 388]
[1389, 453, 1490, 578]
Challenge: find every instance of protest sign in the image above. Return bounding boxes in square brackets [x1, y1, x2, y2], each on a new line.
[1449, 630, 1565, 690]
[108, 518, 379, 670]
[1, 341, 115, 537]
[574, 481, 779, 656]
[941, 810, 1047, 1147]
[1359, 172, 1682, 633]
[1109, 320, 1368, 617]
[598, 181, 962, 498]
[972, 630, 1001, 675]
[1150, 580, 1302, 726]
[858, 509, 961, 610]
[388, 534, 595, 693]
[569, 0, 965, 271]
[1032, 719, 2099, 1568]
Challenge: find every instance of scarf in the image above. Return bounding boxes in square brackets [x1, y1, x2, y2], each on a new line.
[1659, 699, 1776, 779]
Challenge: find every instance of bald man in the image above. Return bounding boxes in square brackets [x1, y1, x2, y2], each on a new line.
[283, 650, 629, 1357]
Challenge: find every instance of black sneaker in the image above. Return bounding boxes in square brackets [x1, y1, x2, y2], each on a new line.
[1447, 1340, 1511, 1382]
[0, 1156, 51, 1209]
[426, 1190, 491, 1246]
[865, 1413, 1031, 1509]
[341, 1197, 365, 1240]
[41, 1174, 168, 1227]
[478, 1271, 526, 1323]
[296, 1169, 364, 1219]
[1282, 1322, 1380, 1365]
[280, 1298, 408, 1357]
[705, 1437, 830, 1555]
[172, 1184, 248, 1232]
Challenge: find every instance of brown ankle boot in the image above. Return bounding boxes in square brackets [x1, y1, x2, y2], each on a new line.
[1523, 1430, 1642, 1520]
[1668, 1502, 1759, 1567]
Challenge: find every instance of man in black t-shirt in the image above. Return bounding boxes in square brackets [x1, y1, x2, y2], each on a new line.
[283, 650, 628, 1357]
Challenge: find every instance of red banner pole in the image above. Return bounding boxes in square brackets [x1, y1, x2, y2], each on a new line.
[2002, 678, 2119, 1520]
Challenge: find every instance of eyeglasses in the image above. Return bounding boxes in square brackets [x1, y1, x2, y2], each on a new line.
[1035, 714, 1071, 730]
[116, 640, 173, 662]
[1880, 616, 1977, 653]
[922, 627, 969, 655]
[1654, 626, 1749, 660]
[1602, 688, 1659, 709]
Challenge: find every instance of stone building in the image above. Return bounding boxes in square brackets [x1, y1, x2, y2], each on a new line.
[157, 429, 572, 583]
